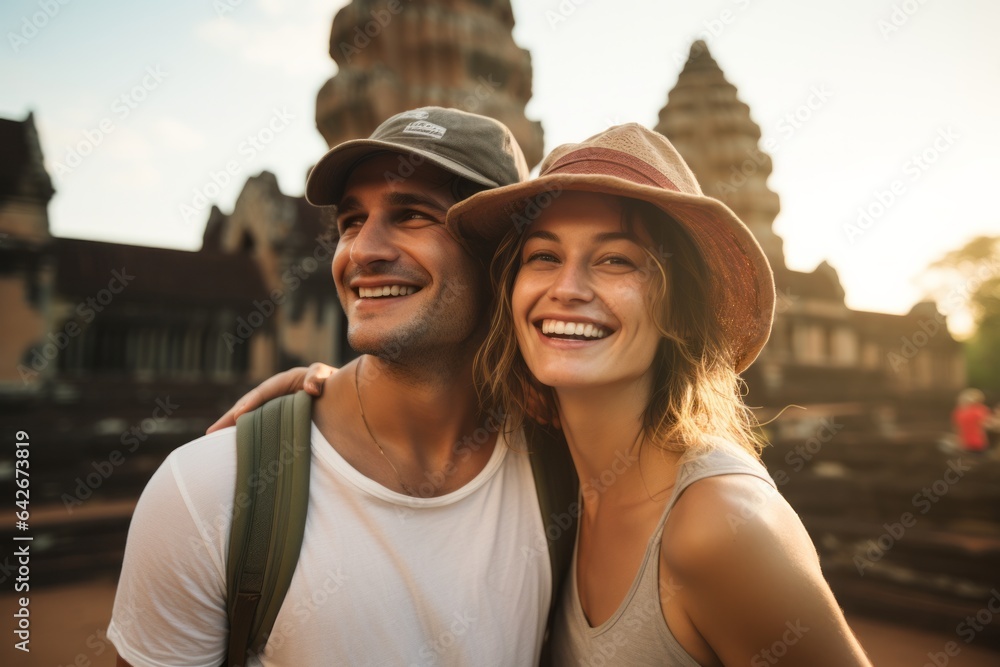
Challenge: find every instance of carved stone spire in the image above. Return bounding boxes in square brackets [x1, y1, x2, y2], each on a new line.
[316, 0, 544, 168]
[655, 41, 785, 269]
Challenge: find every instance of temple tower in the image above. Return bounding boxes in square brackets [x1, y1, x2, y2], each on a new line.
[655, 41, 786, 269]
[0, 113, 55, 387]
[316, 0, 544, 168]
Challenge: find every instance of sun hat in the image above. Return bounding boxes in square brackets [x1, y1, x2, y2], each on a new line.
[446, 122, 775, 373]
[305, 106, 530, 206]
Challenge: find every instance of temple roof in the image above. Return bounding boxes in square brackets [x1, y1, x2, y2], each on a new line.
[53, 237, 269, 306]
[773, 263, 846, 303]
[0, 113, 54, 205]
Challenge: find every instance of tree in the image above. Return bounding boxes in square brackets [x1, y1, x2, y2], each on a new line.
[924, 236, 1000, 396]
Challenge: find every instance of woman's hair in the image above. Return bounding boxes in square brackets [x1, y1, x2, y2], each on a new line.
[475, 194, 765, 460]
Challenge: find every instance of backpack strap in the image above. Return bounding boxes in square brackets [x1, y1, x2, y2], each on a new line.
[226, 391, 312, 667]
[524, 420, 579, 665]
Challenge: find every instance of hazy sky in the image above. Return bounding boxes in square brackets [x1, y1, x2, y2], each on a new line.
[2, 0, 997, 332]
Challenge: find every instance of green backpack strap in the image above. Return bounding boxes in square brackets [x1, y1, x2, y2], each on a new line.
[226, 391, 312, 667]
[524, 420, 579, 665]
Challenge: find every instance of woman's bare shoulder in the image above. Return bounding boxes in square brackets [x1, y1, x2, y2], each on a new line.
[661, 471, 817, 580]
[659, 470, 871, 665]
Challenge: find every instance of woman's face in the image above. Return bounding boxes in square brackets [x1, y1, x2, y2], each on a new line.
[511, 192, 663, 392]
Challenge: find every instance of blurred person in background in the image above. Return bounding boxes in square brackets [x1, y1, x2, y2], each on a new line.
[952, 388, 992, 454]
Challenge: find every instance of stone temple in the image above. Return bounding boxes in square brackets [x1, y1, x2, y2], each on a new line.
[3, 4, 996, 635]
[2, 30, 961, 415]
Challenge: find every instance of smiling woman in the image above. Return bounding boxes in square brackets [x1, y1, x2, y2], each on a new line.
[512, 194, 663, 392]
[448, 123, 873, 666]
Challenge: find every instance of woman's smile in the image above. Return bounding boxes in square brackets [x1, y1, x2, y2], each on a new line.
[512, 191, 661, 390]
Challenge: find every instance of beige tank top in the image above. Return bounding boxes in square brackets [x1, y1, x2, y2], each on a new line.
[551, 440, 777, 666]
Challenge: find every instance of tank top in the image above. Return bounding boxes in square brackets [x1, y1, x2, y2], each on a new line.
[551, 439, 777, 666]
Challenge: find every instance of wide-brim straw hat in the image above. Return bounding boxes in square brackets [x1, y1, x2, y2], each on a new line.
[446, 122, 775, 373]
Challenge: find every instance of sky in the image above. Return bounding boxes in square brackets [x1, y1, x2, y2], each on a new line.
[1, 0, 997, 334]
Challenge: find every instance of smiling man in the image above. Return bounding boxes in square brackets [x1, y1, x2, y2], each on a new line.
[107, 108, 562, 666]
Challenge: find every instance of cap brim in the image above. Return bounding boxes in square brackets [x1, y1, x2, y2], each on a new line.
[305, 139, 501, 206]
[446, 174, 775, 373]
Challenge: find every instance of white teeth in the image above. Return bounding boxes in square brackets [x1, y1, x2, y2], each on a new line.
[540, 319, 609, 339]
[359, 285, 416, 298]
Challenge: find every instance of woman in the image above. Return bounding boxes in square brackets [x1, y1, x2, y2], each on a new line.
[215, 124, 871, 665]
[445, 123, 869, 665]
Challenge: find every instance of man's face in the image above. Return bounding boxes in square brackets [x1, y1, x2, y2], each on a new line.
[331, 153, 489, 361]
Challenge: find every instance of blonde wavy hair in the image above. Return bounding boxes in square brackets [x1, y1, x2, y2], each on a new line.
[475, 195, 765, 460]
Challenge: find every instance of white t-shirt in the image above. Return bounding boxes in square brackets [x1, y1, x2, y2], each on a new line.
[107, 422, 550, 666]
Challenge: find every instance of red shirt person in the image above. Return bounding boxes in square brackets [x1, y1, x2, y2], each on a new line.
[952, 389, 991, 452]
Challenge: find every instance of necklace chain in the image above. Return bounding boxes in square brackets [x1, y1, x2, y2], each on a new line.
[355, 358, 418, 496]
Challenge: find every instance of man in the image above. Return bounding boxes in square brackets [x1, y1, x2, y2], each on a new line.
[108, 108, 557, 666]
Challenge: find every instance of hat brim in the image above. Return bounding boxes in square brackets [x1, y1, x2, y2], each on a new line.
[446, 174, 775, 373]
[305, 139, 502, 206]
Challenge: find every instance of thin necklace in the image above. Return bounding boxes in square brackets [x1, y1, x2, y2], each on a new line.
[355, 358, 417, 496]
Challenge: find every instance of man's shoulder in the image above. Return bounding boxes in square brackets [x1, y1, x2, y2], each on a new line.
[166, 426, 240, 475]
[139, 427, 240, 520]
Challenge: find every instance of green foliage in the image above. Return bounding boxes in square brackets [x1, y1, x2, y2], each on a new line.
[929, 236, 1000, 395]
[966, 319, 1000, 395]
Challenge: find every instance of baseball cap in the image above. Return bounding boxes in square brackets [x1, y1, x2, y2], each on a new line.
[305, 106, 530, 206]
